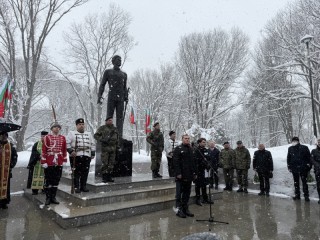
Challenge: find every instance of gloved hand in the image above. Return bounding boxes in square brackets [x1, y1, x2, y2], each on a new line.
[41, 163, 48, 169]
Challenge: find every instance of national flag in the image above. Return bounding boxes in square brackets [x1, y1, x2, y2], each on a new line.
[145, 108, 152, 134]
[129, 105, 135, 124]
[0, 77, 13, 118]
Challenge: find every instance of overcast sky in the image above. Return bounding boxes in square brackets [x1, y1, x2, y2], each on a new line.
[46, 0, 294, 75]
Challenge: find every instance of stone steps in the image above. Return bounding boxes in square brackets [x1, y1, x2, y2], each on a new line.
[24, 174, 223, 229]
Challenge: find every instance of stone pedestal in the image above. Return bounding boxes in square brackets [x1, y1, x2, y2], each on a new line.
[95, 139, 133, 177]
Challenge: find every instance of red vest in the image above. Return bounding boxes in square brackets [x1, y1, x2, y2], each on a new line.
[41, 134, 67, 166]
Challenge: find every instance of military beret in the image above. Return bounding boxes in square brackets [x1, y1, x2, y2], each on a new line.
[105, 116, 113, 121]
[75, 118, 84, 125]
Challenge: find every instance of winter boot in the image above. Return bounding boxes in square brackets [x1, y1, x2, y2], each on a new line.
[176, 208, 187, 218]
[305, 196, 310, 202]
[195, 197, 203, 206]
[50, 187, 60, 204]
[102, 173, 108, 183]
[258, 191, 265, 196]
[293, 195, 301, 200]
[237, 188, 244, 193]
[32, 189, 39, 195]
[266, 192, 270, 196]
[0, 204, 8, 209]
[106, 173, 114, 183]
[202, 195, 214, 204]
[156, 170, 163, 178]
[215, 184, 218, 190]
[152, 170, 158, 178]
[80, 179, 89, 192]
[45, 188, 51, 205]
[183, 206, 194, 217]
[243, 188, 248, 193]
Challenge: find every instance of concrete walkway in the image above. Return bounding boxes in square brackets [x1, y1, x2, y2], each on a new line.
[1, 190, 320, 240]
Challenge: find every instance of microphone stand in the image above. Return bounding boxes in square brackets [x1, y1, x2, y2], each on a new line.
[194, 147, 229, 229]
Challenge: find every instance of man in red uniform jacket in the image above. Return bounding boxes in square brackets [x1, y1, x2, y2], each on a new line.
[41, 122, 67, 205]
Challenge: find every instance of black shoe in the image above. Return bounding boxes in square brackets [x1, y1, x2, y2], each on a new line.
[266, 192, 270, 196]
[305, 196, 310, 202]
[152, 171, 158, 178]
[243, 188, 248, 194]
[209, 184, 213, 189]
[215, 185, 218, 190]
[293, 196, 301, 200]
[156, 172, 163, 178]
[184, 209, 194, 217]
[75, 188, 81, 194]
[103, 173, 114, 183]
[223, 187, 229, 191]
[196, 199, 203, 206]
[32, 190, 39, 195]
[176, 210, 186, 218]
[258, 191, 265, 196]
[45, 198, 51, 205]
[0, 204, 8, 209]
[237, 188, 244, 193]
[50, 198, 60, 204]
[318, 200, 320, 204]
[80, 187, 89, 192]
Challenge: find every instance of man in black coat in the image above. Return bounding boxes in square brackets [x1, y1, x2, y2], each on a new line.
[208, 140, 220, 190]
[173, 134, 197, 218]
[194, 138, 213, 206]
[253, 144, 273, 196]
[287, 136, 311, 201]
[311, 139, 320, 204]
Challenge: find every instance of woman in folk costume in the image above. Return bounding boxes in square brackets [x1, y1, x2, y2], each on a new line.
[0, 131, 18, 209]
[41, 122, 67, 205]
[27, 131, 48, 195]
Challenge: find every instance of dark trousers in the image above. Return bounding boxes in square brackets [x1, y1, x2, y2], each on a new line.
[44, 166, 62, 187]
[107, 98, 124, 139]
[195, 185, 208, 200]
[292, 171, 309, 197]
[209, 168, 219, 186]
[70, 156, 91, 189]
[258, 171, 270, 193]
[316, 170, 320, 197]
[167, 157, 175, 177]
[175, 180, 192, 208]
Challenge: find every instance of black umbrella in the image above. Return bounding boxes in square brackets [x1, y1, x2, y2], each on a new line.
[0, 122, 21, 133]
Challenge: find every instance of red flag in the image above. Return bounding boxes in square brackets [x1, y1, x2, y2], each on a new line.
[145, 109, 151, 134]
[130, 106, 135, 124]
[0, 102, 4, 118]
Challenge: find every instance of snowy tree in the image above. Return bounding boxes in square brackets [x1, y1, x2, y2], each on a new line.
[176, 28, 249, 129]
[0, 0, 88, 150]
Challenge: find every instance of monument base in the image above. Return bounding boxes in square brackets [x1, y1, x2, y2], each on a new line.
[95, 139, 133, 178]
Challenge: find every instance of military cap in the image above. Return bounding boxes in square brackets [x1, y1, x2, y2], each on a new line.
[105, 116, 113, 121]
[236, 140, 243, 145]
[223, 141, 229, 145]
[75, 118, 84, 125]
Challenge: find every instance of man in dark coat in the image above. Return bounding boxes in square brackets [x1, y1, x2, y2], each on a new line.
[311, 139, 320, 204]
[173, 134, 197, 218]
[253, 144, 273, 196]
[208, 140, 220, 190]
[194, 138, 213, 206]
[0, 132, 18, 209]
[146, 122, 164, 178]
[97, 55, 128, 139]
[27, 131, 48, 195]
[287, 136, 311, 201]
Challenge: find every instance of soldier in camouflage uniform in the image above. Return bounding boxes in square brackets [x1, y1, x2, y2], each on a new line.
[94, 117, 119, 183]
[219, 141, 236, 191]
[146, 122, 164, 178]
[234, 140, 251, 193]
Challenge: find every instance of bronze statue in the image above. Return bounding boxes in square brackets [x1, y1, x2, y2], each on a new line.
[97, 55, 128, 139]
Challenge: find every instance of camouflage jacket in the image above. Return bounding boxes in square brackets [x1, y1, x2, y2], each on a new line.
[146, 129, 164, 151]
[234, 146, 251, 170]
[94, 124, 119, 152]
[219, 148, 236, 169]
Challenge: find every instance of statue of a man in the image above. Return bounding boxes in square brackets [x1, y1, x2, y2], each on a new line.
[97, 55, 128, 139]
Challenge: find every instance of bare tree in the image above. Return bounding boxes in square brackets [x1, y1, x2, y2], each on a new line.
[0, 0, 88, 150]
[62, 3, 134, 133]
[176, 28, 249, 128]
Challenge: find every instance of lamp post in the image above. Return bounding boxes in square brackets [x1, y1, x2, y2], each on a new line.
[301, 34, 317, 138]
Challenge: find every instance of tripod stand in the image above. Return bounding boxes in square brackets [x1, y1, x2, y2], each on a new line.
[195, 148, 229, 229]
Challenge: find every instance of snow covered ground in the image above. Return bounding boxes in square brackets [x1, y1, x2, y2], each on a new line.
[16, 144, 319, 200]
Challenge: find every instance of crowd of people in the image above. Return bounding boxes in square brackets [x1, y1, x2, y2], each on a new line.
[147, 123, 320, 218]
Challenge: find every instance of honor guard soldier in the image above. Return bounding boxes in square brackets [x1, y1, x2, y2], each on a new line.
[94, 117, 119, 183]
[146, 122, 164, 178]
[27, 131, 48, 195]
[41, 122, 67, 205]
[67, 118, 95, 193]
[0, 132, 18, 209]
